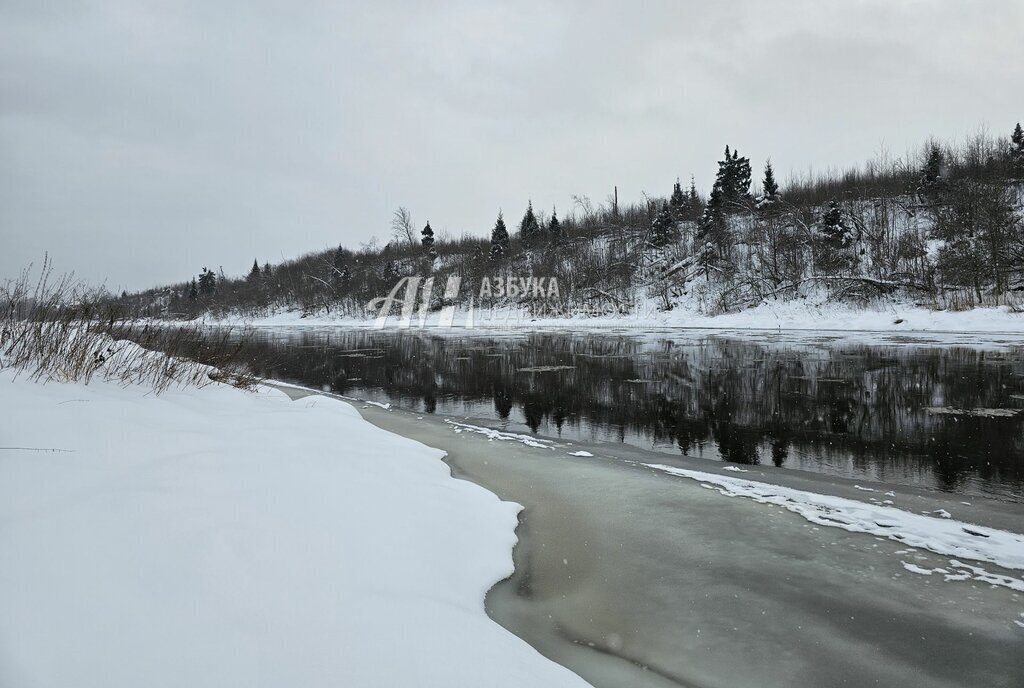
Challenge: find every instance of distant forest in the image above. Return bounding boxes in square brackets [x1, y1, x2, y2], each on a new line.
[122, 123, 1024, 319]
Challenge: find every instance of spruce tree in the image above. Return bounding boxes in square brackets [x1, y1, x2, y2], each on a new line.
[686, 177, 702, 218]
[819, 201, 852, 249]
[817, 200, 857, 273]
[717, 146, 734, 199]
[698, 181, 729, 264]
[695, 183, 725, 276]
[263, 262, 272, 279]
[188, 278, 198, 301]
[248, 259, 261, 280]
[701, 183, 724, 230]
[760, 160, 779, 205]
[198, 267, 216, 296]
[421, 221, 435, 251]
[731, 149, 752, 203]
[1010, 122, 1024, 177]
[490, 212, 509, 262]
[919, 143, 945, 201]
[548, 207, 561, 245]
[670, 178, 686, 214]
[713, 145, 752, 211]
[651, 202, 675, 247]
[332, 246, 347, 285]
[519, 202, 541, 248]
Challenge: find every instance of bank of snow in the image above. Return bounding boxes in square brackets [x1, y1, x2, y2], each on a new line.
[209, 299, 1024, 337]
[0, 373, 589, 688]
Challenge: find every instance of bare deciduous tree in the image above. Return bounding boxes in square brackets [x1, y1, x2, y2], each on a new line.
[391, 207, 416, 248]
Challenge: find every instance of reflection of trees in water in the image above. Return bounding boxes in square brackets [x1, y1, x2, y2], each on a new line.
[199, 329, 1024, 497]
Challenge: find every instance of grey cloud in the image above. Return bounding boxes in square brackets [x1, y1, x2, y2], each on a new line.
[2, 0, 1021, 290]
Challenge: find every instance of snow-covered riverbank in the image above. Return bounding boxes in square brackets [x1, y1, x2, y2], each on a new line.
[205, 299, 1024, 337]
[0, 373, 589, 688]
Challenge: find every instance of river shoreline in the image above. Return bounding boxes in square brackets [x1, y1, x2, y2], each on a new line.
[191, 299, 1024, 340]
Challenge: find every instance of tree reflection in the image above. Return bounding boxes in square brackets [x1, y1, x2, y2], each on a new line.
[178, 328, 1024, 500]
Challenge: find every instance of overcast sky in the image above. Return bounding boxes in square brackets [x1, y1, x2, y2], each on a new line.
[2, 1, 1022, 291]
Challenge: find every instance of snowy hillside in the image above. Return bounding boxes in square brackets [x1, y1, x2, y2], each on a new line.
[121, 131, 1024, 327]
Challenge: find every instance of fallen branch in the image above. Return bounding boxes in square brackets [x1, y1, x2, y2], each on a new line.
[581, 287, 632, 307]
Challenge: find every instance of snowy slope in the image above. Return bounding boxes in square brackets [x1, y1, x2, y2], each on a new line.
[0, 374, 590, 688]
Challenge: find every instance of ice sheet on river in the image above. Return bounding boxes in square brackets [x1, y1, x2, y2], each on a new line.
[644, 463, 1024, 590]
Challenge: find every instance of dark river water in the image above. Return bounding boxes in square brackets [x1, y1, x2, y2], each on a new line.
[195, 327, 1024, 502]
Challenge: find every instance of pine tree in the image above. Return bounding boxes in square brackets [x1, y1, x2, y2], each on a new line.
[263, 262, 272, 279]
[519, 202, 541, 248]
[490, 212, 509, 262]
[248, 259, 261, 280]
[548, 207, 562, 245]
[421, 221, 435, 252]
[759, 160, 780, 206]
[651, 202, 675, 247]
[188, 278, 198, 301]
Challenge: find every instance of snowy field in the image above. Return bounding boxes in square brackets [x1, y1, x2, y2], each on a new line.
[0, 373, 589, 688]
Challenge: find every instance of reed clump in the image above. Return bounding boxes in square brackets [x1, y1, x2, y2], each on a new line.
[1, 260, 255, 394]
